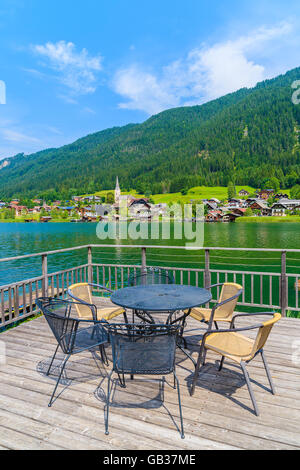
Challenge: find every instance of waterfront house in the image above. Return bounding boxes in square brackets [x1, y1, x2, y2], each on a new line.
[249, 200, 271, 215]
[205, 210, 223, 222]
[128, 198, 152, 218]
[220, 212, 240, 222]
[232, 207, 247, 216]
[271, 202, 287, 216]
[40, 216, 52, 222]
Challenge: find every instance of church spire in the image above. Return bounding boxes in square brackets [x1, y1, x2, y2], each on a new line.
[115, 176, 121, 204]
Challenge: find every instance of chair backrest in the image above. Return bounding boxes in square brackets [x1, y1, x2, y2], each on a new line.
[36, 297, 79, 354]
[215, 282, 243, 319]
[128, 268, 175, 287]
[68, 283, 93, 318]
[251, 312, 281, 357]
[102, 323, 179, 375]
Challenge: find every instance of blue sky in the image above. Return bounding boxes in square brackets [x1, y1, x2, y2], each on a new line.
[0, 0, 300, 159]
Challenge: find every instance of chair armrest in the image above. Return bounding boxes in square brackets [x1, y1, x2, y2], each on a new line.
[201, 322, 263, 348]
[207, 289, 243, 326]
[215, 289, 243, 308]
[207, 283, 225, 289]
[88, 283, 114, 294]
[230, 311, 276, 328]
[76, 318, 109, 324]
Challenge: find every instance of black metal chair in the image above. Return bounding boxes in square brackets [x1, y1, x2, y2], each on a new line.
[36, 297, 108, 407]
[128, 267, 175, 287]
[128, 268, 175, 325]
[101, 322, 185, 439]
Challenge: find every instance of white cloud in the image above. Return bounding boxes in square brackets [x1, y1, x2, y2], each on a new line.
[1, 128, 41, 144]
[113, 21, 294, 114]
[32, 40, 103, 96]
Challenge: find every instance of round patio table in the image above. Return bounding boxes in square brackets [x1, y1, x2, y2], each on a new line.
[111, 284, 212, 313]
[111, 284, 212, 365]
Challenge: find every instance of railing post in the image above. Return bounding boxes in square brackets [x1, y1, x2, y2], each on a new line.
[88, 246, 93, 284]
[280, 250, 287, 317]
[204, 249, 211, 288]
[141, 247, 147, 273]
[42, 254, 48, 297]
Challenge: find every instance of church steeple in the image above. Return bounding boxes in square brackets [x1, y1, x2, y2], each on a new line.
[115, 176, 121, 204]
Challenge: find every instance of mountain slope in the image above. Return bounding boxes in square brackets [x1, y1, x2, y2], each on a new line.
[1, 67, 300, 199]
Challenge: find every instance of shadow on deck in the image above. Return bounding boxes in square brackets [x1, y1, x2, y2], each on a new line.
[0, 312, 299, 450]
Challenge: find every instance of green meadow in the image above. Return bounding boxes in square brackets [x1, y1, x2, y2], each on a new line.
[85, 185, 258, 204]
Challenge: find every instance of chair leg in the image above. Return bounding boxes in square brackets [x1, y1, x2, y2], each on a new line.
[214, 321, 219, 330]
[48, 354, 70, 407]
[174, 371, 185, 439]
[191, 346, 206, 396]
[105, 370, 114, 435]
[240, 361, 259, 416]
[261, 350, 275, 394]
[117, 372, 126, 388]
[218, 356, 225, 371]
[99, 345, 109, 366]
[46, 344, 60, 376]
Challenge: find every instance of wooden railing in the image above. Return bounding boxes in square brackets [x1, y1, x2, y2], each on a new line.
[0, 244, 299, 329]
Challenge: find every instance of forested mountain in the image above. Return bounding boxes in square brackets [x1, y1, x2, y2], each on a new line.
[1, 66, 300, 200]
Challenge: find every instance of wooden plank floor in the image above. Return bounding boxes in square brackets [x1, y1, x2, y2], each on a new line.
[0, 307, 299, 450]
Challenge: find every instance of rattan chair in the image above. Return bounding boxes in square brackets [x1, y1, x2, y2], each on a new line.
[68, 282, 127, 322]
[190, 282, 243, 329]
[102, 322, 184, 439]
[191, 312, 281, 416]
[36, 297, 108, 407]
[128, 267, 175, 287]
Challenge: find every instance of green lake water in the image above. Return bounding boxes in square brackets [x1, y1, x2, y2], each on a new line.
[0, 221, 299, 287]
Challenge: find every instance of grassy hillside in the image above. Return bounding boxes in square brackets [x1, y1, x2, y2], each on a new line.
[1, 66, 300, 200]
[82, 185, 257, 203]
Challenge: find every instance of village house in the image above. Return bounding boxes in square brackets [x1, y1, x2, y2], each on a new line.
[274, 193, 289, 200]
[276, 198, 300, 211]
[205, 210, 223, 222]
[257, 189, 274, 200]
[232, 207, 247, 216]
[203, 200, 218, 211]
[207, 197, 220, 205]
[271, 202, 287, 216]
[82, 196, 101, 203]
[249, 200, 271, 215]
[128, 198, 152, 218]
[238, 189, 250, 196]
[221, 213, 240, 222]
[14, 205, 28, 217]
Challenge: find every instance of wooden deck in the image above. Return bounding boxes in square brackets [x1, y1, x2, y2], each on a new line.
[0, 306, 299, 450]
